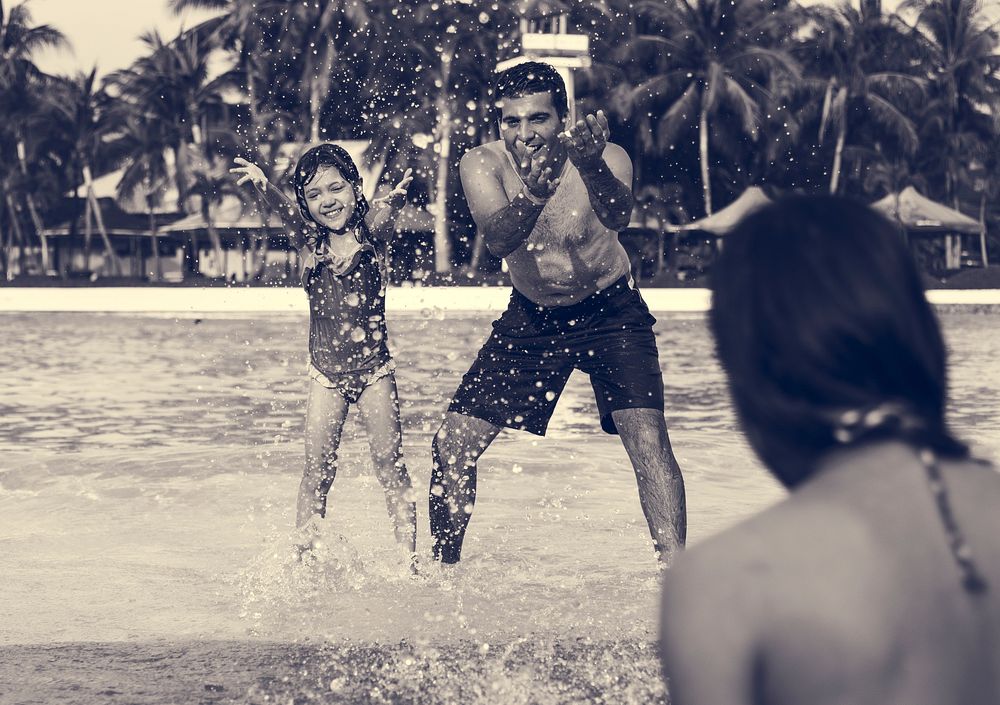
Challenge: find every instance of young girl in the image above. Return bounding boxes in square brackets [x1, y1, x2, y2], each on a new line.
[231, 145, 417, 569]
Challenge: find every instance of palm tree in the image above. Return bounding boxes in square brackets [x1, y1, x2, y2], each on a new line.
[392, 0, 515, 273]
[903, 0, 1000, 206]
[0, 0, 68, 273]
[627, 0, 799, 215]
[269, 0, 374, 143]
[111, 114, 175, 281]
[106, 30, 224, 214]
[50, 69, 124, 275]
[170, 0, 285, 161]
[799, 1, 923, 195]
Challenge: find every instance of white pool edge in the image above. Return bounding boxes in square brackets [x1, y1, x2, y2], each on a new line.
[0, 287, 998, 313]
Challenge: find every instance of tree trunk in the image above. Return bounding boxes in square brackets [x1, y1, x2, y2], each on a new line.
[201, 200, 226, 277]
[245, 50, 261, 162]
[699, 103, 712, 215]
[469, 228, 487, 272]
[979, 193, 989, 267]
[84, 188, 93, 271]
[6, 193, 27, 278]
[172, 145, 193, 213]
[310, 37, 338, 143]
[84, 166, 121, 276]
[0, 198, 8, 280]
[306, 1, 342, 143]
[16, 140, 51, 274]
[830, 123, 846, 194]
[149, 209, 162, 281]
[432, 48, 455, 273]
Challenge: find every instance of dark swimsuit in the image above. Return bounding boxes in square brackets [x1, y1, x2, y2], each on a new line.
[303, 238, 392, 403]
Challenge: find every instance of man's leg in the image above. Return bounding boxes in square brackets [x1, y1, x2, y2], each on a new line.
[612, 407, 686, 563]
[430, 411, 502, 563]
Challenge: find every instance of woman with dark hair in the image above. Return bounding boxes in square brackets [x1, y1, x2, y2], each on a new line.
[660, 195, 999, 704]
[231, 147, 418, 570]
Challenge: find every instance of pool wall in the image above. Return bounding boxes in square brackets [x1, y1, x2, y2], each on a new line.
[1, 287, 999, 313]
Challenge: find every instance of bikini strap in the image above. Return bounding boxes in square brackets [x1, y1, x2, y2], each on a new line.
[832, 403, 988, 594]
[918, 447, 989, 594]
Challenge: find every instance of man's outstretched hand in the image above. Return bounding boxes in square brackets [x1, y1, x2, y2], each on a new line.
[514, 144, 560, 202]
[559, 110, 610, 171]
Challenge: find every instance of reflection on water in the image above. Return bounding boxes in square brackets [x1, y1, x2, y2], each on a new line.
[0, 312, 738, 453]
[1, 309, 998, 703]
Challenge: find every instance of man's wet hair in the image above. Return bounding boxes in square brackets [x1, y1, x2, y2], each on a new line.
[292, 143, 370, 232]
[494, 61, 568, 120]
[709, 194, 968, 487]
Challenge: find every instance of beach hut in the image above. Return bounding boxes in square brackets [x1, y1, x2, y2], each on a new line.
[158, 194, 291, 282]
[40, 197, 187, 280]
[670, 186, 773, 236]
[871, 186, 987, 269]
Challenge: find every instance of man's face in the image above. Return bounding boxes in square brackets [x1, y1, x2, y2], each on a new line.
[498, 91, 565, 163]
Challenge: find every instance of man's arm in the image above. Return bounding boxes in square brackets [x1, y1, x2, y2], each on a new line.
[560, 112, 635, 231]
[577, 144, 634, 231]
[459, 147, 559, 257]
[459, 146, 558, 259]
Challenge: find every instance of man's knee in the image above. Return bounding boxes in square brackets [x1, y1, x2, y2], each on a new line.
[615, 408, 676, 464]
[433, 424, 473, 470]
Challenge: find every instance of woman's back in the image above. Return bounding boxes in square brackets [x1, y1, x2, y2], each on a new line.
[661, 441, 1000, 705]
[757, 442, 1000, 705]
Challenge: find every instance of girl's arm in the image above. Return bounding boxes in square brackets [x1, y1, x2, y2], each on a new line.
[367, 168, 414, 244]
[231, 157, 312, 250]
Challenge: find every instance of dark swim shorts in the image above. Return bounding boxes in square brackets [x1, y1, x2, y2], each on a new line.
[448, 276, 664, 435]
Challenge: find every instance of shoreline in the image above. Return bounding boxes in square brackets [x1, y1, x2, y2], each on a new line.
[0, 637, 667, 705]
[2, 286, 1000, 313]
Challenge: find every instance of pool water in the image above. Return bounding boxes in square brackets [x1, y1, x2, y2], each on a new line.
[1, 309, 998, 704]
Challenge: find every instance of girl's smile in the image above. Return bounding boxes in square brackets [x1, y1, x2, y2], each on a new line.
[304, 165, 358, 231]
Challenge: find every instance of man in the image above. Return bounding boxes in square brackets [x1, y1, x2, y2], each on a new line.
[430, 61, 686, 565]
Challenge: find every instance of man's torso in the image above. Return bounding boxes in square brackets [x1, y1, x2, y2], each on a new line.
[482, 141, 630, 307]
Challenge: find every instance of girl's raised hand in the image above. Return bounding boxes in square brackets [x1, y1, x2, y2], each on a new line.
[230, 157, 268, 189]
[374, 168, 414, 206]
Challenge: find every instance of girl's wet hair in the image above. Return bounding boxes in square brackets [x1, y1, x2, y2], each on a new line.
[709, 194, 968, 487]
[293, 143, 370, 234]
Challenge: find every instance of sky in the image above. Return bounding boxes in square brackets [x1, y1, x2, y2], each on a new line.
[25, 0, 221, 77]
[18, 0, 957, 79]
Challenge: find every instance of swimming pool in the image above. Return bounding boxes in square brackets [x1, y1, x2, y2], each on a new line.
[2, 309, 998, 703]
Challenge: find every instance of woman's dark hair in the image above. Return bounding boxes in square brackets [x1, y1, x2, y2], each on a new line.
[293, 143, 370, 240]
[710, 194, 967, 487]
[494, 60, 568, 120]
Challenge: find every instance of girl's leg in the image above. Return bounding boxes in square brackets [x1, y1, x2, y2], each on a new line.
[356, 372, 417, 555]
[298, 378, 350, 528]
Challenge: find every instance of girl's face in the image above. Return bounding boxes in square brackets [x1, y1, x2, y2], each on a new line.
[303, 164, 358, 231]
